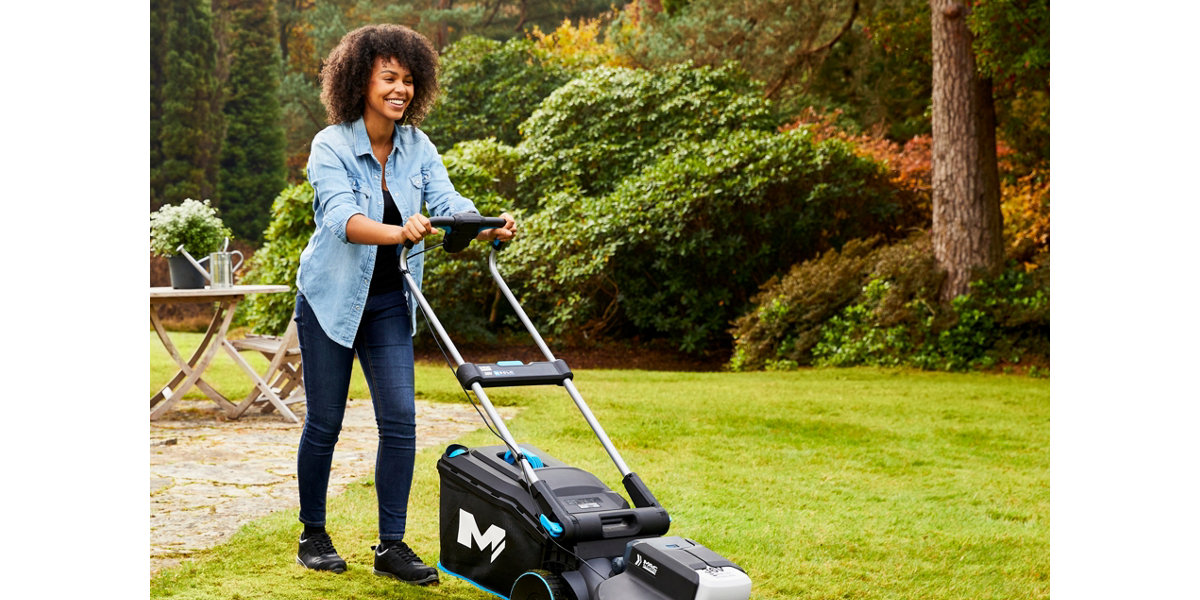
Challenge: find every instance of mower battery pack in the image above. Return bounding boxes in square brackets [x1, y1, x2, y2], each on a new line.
[598, 536, 753, 600]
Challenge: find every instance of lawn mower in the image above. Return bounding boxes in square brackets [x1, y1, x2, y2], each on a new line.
[398, 213, 753, 600]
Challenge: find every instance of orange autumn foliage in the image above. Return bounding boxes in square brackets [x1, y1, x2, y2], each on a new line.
[781, 107, 1048, 263]
[1001, 168, 1050, 265]
[783, 108, 931, 224]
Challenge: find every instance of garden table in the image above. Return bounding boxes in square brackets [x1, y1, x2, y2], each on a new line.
[150, 285, 297, 422]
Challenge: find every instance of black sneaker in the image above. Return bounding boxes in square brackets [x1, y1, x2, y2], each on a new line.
[373, 540, 438, 585]
[296, 531, 347, 573]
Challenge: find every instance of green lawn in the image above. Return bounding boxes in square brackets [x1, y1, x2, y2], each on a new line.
[151, 332, 1049, 599]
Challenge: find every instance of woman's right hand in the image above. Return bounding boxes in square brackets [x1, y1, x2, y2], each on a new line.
[346, 213, 437, 246]
[399, 214, 435, 245]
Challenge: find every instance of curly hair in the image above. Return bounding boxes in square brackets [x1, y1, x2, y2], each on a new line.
[319, 24, 440, 126]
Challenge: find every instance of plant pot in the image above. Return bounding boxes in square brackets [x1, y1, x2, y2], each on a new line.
[168, 255, 208, 289]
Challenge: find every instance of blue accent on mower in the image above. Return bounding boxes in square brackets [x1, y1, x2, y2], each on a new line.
[539, 514, 563, 538]
[504, 449, 545, 469]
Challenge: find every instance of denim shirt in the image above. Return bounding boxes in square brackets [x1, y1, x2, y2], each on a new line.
[297, 118, 477, 347]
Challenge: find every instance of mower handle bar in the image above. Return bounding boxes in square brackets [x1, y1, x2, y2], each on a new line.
[429, 215, 508, 229]
[403, 213, 509, 250]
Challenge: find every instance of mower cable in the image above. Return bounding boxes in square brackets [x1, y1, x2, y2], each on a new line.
[415, 292, 520, 459]
[406, 241, 442, 258]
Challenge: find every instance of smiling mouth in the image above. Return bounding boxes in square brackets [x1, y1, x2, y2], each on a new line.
[387, 99, 406, 109]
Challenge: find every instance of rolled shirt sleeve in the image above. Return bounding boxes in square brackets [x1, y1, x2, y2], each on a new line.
[306, 131, 366, 244]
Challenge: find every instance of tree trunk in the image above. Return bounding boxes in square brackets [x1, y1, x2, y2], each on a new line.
[929, 0, 1003, 301]
[436, 0, 451, 50]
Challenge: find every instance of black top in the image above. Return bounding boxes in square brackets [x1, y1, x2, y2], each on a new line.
[368, 188, 404, 297]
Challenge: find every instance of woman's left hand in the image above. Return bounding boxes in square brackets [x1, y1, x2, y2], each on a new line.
[476, 212, 517, 243]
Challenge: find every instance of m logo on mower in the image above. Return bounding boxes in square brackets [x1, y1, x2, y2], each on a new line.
[457, 508, 506, 563]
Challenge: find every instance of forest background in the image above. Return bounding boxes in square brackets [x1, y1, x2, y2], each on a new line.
[150, 0, 1051, 374]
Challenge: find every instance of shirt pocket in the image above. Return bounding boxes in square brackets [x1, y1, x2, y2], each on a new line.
[408, 171, 429, 207]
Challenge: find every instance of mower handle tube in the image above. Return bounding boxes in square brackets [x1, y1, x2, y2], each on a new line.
[397, 222, 544, 490]
[488, 249, 664, 513]
[487, 250, 634, 477]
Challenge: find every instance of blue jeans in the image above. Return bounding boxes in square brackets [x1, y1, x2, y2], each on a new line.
[295, 290, 416, 541]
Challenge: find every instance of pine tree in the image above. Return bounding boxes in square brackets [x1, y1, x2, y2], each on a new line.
[215, 0, 287, 242]
[150, 0, 166, 210]
[158, 0, 224, 206]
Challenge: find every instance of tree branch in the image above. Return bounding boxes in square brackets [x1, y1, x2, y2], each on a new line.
[480, 0, 503, 28]
[725, 17, 759, 55]
[764, 0, 860, 99]
[514, 0, 527, 31]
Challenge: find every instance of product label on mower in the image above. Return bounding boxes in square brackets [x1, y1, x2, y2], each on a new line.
[480, 365, 516, 377]
[634, 552, 659, 576]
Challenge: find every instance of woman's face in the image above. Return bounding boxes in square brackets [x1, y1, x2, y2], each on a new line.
[363, 56, 414, 123]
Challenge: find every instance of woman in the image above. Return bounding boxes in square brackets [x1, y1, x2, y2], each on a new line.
[292, 24, 515, 585]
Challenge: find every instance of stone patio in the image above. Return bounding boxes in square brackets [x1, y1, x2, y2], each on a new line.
[149, 397, 515, 576]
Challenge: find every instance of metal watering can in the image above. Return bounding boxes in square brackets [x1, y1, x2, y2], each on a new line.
[177, 239, 244, 288]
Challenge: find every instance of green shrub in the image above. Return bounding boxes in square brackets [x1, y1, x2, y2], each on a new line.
[411, 138, 526, 345]
[812, 279, 913, 367]
[416, 243, 510, 346]
[807, 232, 946, 370]
[507, 127, 910, 353]
[729, 237, 888, 371]
[907, 294, 997, 371]
[732, 232, 1049, 372]
[494, 191, 618, 341]
[420, 36, 576, 150]
[910, 258, 1050, 371]
[239, 182, 314, 335]
[516, 63, 780, 199]
[441, 138, 521, 211]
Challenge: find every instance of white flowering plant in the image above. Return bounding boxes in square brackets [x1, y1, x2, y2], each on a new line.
[150, 198, 232, 257]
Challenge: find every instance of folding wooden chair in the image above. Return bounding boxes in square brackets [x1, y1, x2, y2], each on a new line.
[229, 317, 304, 422]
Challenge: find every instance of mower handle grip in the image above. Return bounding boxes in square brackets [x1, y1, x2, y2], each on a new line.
[428, 215, 509, 229]
[404, 213, 510, 252]
[574, 506, 672, 540]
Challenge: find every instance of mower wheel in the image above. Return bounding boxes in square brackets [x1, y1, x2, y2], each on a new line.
[510, 569, 573, 600]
